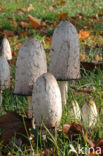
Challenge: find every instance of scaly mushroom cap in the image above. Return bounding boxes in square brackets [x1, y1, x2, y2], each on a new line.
[14, 38, 47, 96]
[32, 73, 62, 128]
[82, 99, 98, 127]
[0, 34, 12, 60]
[49, 21, 81, 81]
[0, 56, 10, 90]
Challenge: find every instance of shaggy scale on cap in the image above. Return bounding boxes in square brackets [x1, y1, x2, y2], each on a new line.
[49, 21, 81, 81]
[14, 38, 47, 96]
[32, 73, 62, 128]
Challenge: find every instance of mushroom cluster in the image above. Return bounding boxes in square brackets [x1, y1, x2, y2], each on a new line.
[1, 20, 98, 132]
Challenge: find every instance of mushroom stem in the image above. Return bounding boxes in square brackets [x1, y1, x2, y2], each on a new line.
[59, 81, 68, 105]
[28, 96, 33, 119]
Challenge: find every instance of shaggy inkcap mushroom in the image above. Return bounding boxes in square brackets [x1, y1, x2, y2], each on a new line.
[0, 56, 10, 90]
[32, 73, 62, 128]
[49, 21, 81, 105]
[14, 38, 47, 118]
[0, 56, 10, 108]
[0, 34, 12, 60]
[82, 99, 98, 128]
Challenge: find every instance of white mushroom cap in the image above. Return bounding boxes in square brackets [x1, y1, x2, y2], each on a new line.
[0, 56, 10, 90]
[82, 99, 98, 127]
[49, 21, 80, 80]
[71, 100, 81, 121]
[0, 34, 12, 60]
[14, 38, 47, 96]
[32, 72, 62, 128]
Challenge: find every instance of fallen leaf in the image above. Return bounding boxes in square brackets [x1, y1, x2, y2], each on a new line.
[79, 30, 92, 41]
[49, 5, 54, 11]
[9, 60, 15, 66]
[12, 51, 17, 57]
[17, 4, 34, 13]
[0, 8, 5, 11]
[53, 22, 59, 28]
[69, 18, 76, 25]
[3, 30, 14, 36]
[15, 43, 22, 50]
[57, 12, 68, 20]
[44, 37, 52, 46]
[28, 14, 41, 28]
[80, 53, 87, 60]
[60, 0, 66, 5]
[20, 21, 29, 28]
[63, 122, 83, 139]
[63, 124, 70, 134]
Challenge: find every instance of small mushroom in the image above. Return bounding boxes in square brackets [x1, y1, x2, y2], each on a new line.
[0, 56, 10, 108]
[0, 56, 10, 91]
[71, 100, 81, 121]
[82, 99, 98, 127]
[14, 38, 47, 118]
[0, 34, 12, 60]
[32, 73, 62, 128]
[49, 21, 81, 105]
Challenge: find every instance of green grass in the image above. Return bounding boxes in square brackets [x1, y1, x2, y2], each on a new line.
[0, 0, 103, 155]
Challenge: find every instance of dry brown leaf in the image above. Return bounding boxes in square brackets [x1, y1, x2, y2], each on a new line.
[80, 53, 86, 60]
[57, 12, 68, 20]
[63, 122, 83, 139]
[3, 30, 14, 36]
[18, 4, 34, 13]
[63, 124, 70, 134]
[0, 8, 5, 11]
[49, 6, 54, 11]
[53, 22, 59, 28]
[15, 43, 22, 50]
[69, 18, 76, 25]
[44, 37, 52, 46]
[100, 8, 103, 11]
[28, 14, 41, 28]
[8, 35, 18, 41]
[79, 30, 92, 41]
[18, 31, 28, 37]
[20, 21, 29, 28]
[12, 51, 17, 57]
[60, 0, 66, 5]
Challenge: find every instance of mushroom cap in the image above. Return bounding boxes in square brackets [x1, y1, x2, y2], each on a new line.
[0, 56, 10, 90]
[0, 34, 12, 60]
[32, 72, 62, 128]
[71, 100, 81, 121]
[82, 100, 98, 127]
[14, 38, 47, 96]
[49, 21, 81, 81]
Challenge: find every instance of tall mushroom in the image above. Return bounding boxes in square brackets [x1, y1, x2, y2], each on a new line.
[49, 21, 81, 105]
[0, 34, 12, 60]
[14, 38, 47, 118]
[32, 72, 62, 129]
